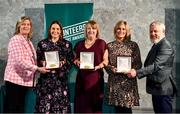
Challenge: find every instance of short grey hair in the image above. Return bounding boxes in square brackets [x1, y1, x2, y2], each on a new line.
[150, 20, 165, 32]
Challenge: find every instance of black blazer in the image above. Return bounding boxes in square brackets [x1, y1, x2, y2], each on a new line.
[137, 38, 177, 95]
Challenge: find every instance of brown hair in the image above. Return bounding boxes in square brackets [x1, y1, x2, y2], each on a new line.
[85, 20, 100, 38]
[47, 20, 64, 39]
[114, 20, 131, 41]
[14, 16, 33, 39]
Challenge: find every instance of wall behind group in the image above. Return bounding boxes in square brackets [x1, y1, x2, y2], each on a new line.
[0, 0, 180, 112]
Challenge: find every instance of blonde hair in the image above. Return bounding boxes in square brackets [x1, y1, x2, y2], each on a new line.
[14, 16, 33, 39]
[85, 20, 100, 38]
[114, 20, 131, 41]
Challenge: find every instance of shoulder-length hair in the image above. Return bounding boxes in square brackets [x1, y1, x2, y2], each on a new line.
[14, 16, 33, 39]
[114, 20, 131, 41]
[85, 20, 100, 38]
[47, 20, 64, 39]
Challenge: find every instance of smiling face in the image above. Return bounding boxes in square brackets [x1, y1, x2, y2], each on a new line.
[115, 24, 127, 40]
[85, 20, 100, 39]
[48, 21, 63, 40]
[19, 20, 31, 37]
[114, 21, 130, 41]
[149, 23, 165, 43]
[50, 23, 61, 39]
[86, 24, 98, 39]
[15, 16, 33, 38]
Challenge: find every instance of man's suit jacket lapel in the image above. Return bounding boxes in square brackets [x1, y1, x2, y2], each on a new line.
[144, 44, 157, 66]
[144, 38, 167, 66]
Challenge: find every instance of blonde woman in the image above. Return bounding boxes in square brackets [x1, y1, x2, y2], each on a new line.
[105, 20, 142, 113]
[4, 16, 49, 113]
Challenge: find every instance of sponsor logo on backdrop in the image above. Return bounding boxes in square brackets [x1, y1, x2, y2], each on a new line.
[63, 21, 87, 41]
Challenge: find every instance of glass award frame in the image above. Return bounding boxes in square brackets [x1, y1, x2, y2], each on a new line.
[117, 56, 131, 73]
[45, 51, 59, 69]
[80, 52, 94, 69]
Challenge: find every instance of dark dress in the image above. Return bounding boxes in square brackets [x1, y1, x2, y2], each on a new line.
[35, 38, 74, 113]
[74, 39, 107, 113]
[105, 40, 142, 108]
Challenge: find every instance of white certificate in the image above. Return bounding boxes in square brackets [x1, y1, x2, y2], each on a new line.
[45, 51, 59, 69]
[117, 56, 131, 73]
[80, 52, 94, 69]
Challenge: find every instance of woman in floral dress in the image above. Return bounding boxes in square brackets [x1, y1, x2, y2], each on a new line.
[105, 20, 142, 113]
[35, 20, 74, 113]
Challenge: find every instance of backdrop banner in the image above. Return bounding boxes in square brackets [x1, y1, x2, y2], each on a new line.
[45, 3, 93, 47]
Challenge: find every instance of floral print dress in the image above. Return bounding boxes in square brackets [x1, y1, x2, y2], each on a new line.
[105, 40, 142, 108]
[35, 38, 74, 113]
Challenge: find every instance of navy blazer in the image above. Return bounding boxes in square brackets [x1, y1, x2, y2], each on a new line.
[137, 38, 177, 95]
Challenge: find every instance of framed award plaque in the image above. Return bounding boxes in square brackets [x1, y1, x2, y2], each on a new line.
[45, 51, 59, 69]
[117, 56, 131, 73]
[80, 52, 94, 69]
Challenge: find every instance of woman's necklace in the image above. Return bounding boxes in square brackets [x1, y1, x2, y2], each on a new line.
[85, 38, 96, 48]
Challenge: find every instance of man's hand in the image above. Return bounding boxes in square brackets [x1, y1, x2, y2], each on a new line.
[127, 69, 137, 78]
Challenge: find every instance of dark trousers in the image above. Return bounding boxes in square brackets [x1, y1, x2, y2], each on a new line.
[152, 95, 173, 113]
[114, 106, 132, 113]
[4, 81, 29, 113]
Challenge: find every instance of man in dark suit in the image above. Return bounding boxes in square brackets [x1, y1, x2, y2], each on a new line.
[127, 21, 177, 113]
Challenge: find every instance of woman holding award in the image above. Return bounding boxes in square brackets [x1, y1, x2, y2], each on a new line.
[105, 20, 142, 113]
[3, 16, 49, 113]
[74, 20, 108, 113]
[35, 20, 74, 113]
